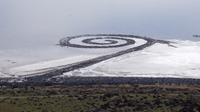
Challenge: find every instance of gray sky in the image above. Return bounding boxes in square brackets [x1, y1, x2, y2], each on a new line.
[0, 0, 200, 50]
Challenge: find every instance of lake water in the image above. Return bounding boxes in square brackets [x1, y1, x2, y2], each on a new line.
[0, 0, 200, 50]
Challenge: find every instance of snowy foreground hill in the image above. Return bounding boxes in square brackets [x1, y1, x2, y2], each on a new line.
[1, 39, 200, 79]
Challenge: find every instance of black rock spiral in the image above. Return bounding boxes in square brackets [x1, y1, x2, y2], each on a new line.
[0, 34, 175, 85]
[61, 36, 136, 48]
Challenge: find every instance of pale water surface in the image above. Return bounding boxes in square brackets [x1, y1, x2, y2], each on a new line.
[0, 0, 200, 50]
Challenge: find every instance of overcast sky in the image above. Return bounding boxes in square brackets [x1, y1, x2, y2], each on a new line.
[0, 0, 200, 50]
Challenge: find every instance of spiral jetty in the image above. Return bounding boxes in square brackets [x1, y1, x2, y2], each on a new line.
[2, 34, 200, 87]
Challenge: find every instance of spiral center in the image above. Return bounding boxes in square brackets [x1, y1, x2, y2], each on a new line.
[82, 37, 119, 45]
[63, 36, 136, 48]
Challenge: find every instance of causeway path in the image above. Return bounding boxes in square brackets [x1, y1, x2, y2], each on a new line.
[25, 34, 172, 81]
[1, 34, 191, 86]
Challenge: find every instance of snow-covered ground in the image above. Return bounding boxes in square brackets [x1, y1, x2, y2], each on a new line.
[62, 40, 200, 79]
[1, 39, 200, 79]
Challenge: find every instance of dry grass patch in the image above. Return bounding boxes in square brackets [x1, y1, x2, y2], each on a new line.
[138, 83, 200, 90]
[101, 84, 117, 88]
[91, 85, 99, 88]
[118, 84, 132, 88]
